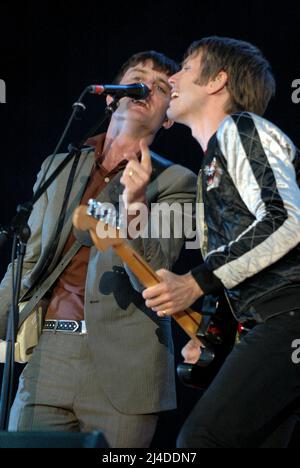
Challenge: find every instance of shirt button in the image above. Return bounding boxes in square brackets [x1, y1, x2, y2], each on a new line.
[104, 177, 110, 183]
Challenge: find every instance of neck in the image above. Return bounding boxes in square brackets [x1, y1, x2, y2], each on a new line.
[101, 124, 155, 170]
[190, 107, 228, 152]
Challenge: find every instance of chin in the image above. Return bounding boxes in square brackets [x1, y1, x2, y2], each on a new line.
[167, 108, 181, 123]
[167, 108, 176, 121]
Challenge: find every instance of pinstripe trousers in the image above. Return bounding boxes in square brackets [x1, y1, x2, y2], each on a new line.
[8, 332, 158, 448]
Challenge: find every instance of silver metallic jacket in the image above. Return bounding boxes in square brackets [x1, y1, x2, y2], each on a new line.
[191, 112, 300, 322]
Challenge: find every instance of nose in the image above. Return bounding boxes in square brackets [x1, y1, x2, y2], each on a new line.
[144, 80, 155, 95]
[168, 72, 178, 88]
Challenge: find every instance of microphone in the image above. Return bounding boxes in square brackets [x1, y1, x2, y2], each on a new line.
[88, 83, 150, 100]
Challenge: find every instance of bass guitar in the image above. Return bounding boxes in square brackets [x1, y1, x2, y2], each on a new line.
[73, 199, 234, 387]
[72, 199, 203, 341]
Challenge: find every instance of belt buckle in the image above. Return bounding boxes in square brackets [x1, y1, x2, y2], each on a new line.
[71, 320, 80, 332]
[44, 319, 85, 334]
[80, 321, 87, 334]
[61, 320, 80, 333]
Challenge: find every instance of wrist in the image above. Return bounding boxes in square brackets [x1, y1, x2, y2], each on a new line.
[129, 194, 147, 206]
[185, 273, 203, 301]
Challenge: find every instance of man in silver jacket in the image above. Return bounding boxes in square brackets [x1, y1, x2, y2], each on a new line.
[143, 37, 300, 447]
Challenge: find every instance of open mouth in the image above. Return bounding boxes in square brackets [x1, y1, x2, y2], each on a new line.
[171, 91, 179, 100]
[131, 99, 148, 109]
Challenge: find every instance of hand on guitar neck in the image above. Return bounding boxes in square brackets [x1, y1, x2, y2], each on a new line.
[142, 269, 204, 317]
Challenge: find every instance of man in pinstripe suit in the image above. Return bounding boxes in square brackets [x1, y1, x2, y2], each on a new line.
[0, 51, 197, 447]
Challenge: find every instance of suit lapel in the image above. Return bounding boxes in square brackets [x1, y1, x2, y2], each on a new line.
[48, 149, 95, 268]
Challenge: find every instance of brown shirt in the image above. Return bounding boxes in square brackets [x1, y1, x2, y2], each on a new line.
[46, 134, 127, 320]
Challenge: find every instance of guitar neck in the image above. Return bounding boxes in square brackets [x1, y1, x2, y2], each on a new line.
[73, 205, 203, 341]
[111, 241, 202, 340]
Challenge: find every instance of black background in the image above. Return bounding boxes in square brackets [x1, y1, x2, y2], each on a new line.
[0, 0, 300, 447]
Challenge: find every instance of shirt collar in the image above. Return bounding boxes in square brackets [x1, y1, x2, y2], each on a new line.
[85, 132, 141, 173]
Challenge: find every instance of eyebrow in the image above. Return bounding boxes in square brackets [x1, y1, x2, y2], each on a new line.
[128, 68, 171, 89]
[181, 59, 190, 67]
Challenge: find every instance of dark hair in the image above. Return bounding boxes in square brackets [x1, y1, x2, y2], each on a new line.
[114, 50, 179, 84]
[185, 36, 276, 115]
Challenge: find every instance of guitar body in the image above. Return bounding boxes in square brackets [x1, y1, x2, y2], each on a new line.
[177, 348, 227, 390]
[176, 294, 238, 389]
[73, 202, 203, 340]
[73, 201, 238, 390]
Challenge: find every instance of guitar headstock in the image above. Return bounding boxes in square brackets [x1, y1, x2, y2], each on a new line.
[87, 199, 120, 227]
[73, 199, 124, 251]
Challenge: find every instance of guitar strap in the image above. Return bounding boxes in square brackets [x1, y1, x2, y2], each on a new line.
[19, 241, 81, 327]
[28, 150, 82, 290]
[17, 239, 81, 328]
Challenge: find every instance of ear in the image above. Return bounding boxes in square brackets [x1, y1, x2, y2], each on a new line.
[207, 70, 228, 95]
[162, 117, 174, 130]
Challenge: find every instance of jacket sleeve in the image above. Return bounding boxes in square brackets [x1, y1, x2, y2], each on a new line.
[0, 160, 49, 339]
[124, 165, 197, 292]
[192, 112, 300, 291]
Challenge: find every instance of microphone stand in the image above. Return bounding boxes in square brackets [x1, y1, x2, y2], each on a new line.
[0, 90, 120, 430]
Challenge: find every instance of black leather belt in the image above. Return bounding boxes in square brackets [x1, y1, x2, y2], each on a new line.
[43, 320, 87, 334]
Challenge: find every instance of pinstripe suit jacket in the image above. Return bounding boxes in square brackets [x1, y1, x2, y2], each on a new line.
[0, 147, 197, 413]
